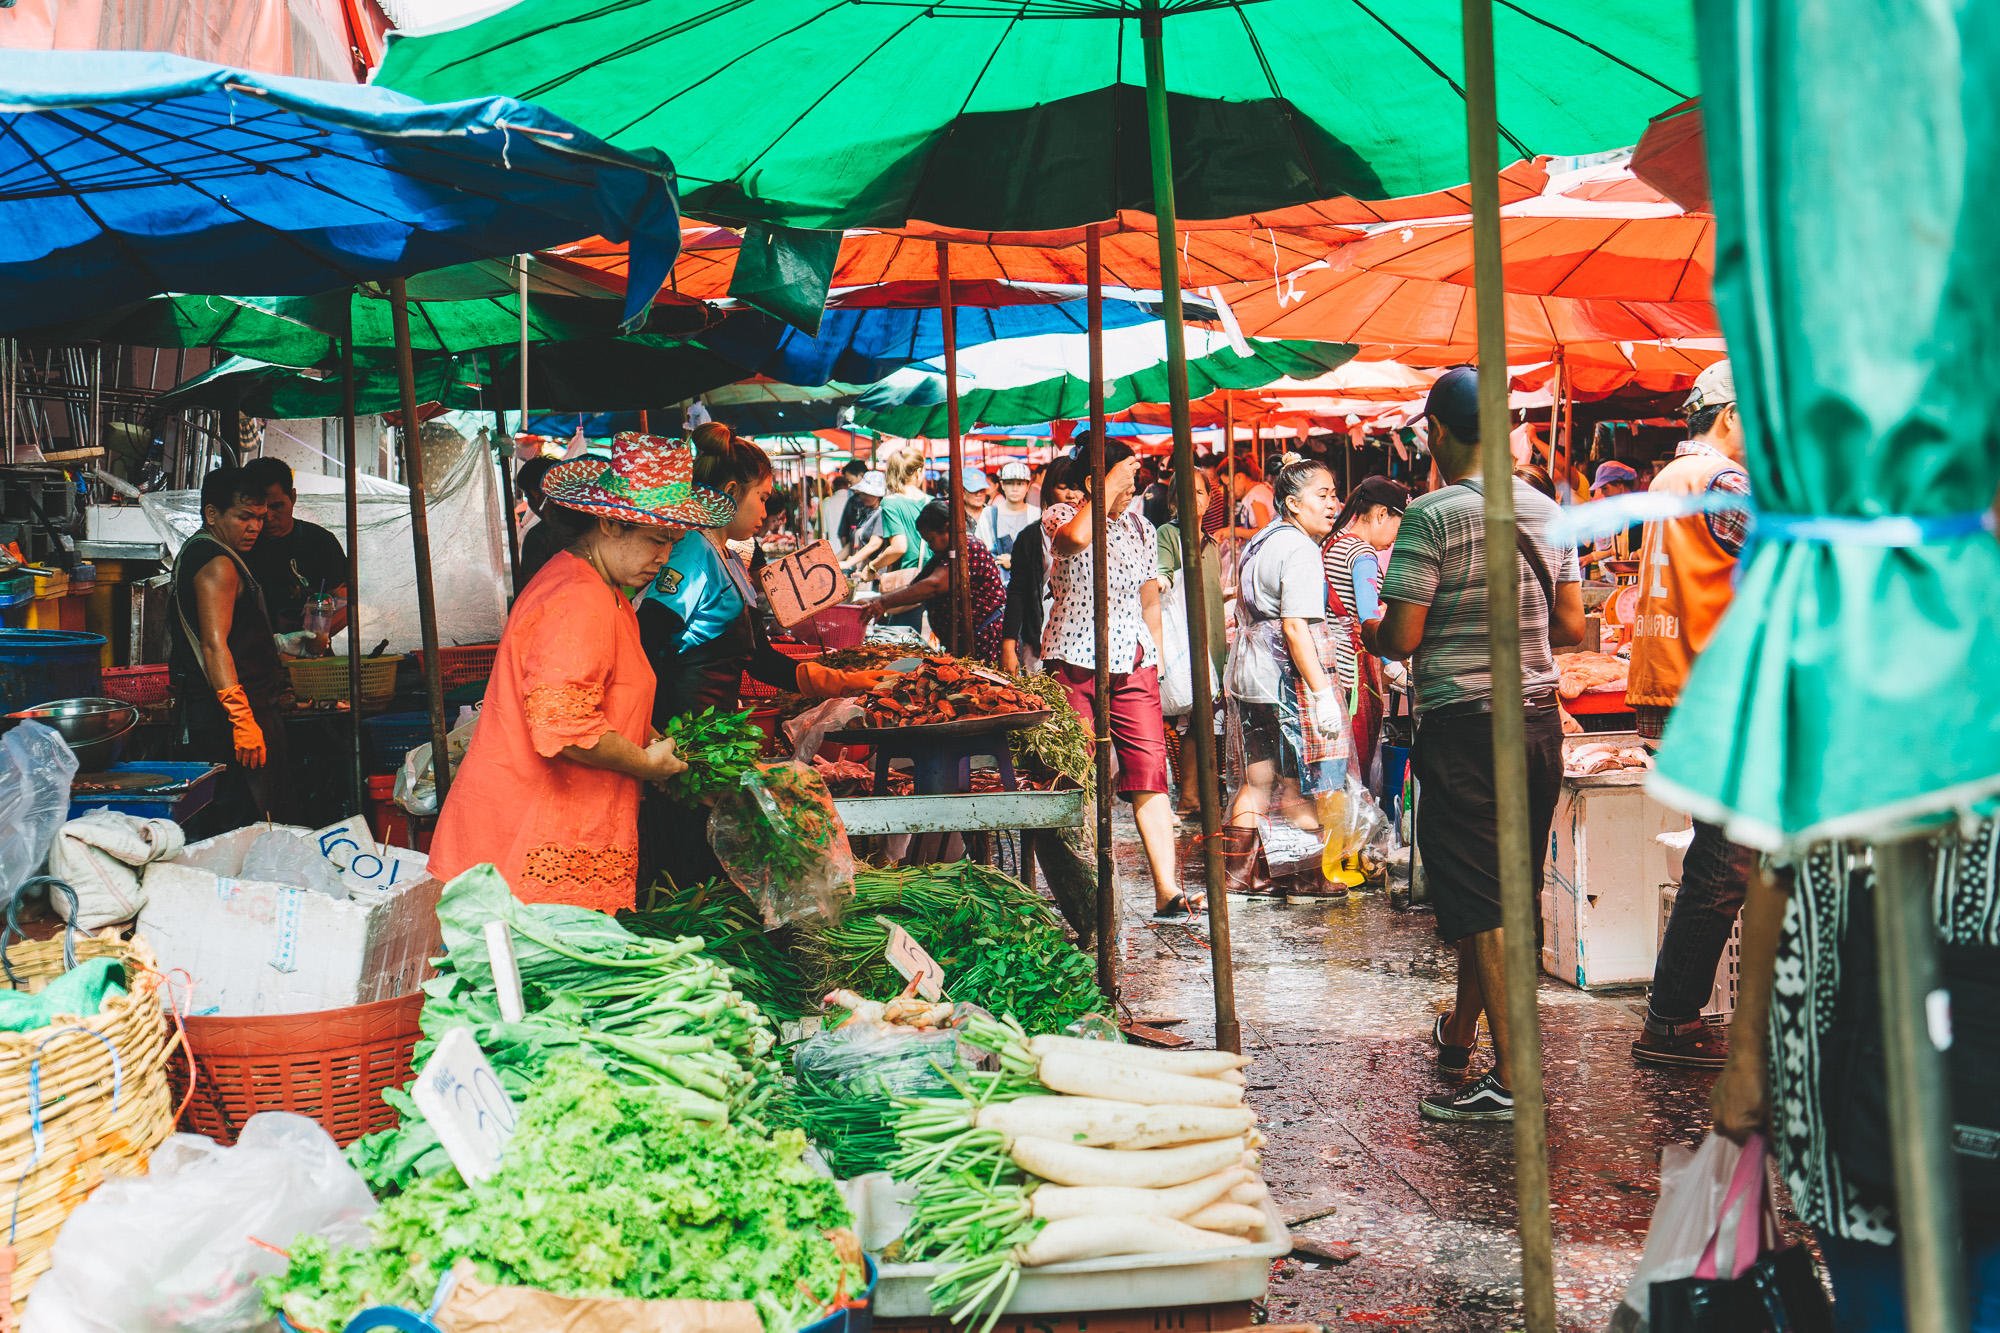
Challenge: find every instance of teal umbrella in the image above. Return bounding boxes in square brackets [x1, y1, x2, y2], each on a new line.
[1652, 3, 2000, 852]
[376, 1, 1694, 232]
[856, 324, 1352, 435]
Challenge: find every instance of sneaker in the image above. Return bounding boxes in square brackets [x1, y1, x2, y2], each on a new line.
[1431, 1013, 1474, 1079]
[1631, 1017, 1729, 1069]
[1419, 1072, 1514, 1122]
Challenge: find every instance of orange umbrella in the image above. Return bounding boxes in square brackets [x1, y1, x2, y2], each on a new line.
[1338, 209, 1712, 303]
[1359, 338, 1725, 375]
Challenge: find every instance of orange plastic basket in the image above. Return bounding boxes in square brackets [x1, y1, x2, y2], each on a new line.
[411, 643, 500, 690]
[170, 991, 424, 1147]
[100, 664, 171, 705]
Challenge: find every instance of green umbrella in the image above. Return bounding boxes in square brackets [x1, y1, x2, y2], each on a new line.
[158, 338, 749, 418]
[1651, 3, 2000, 852]
[376, 1, 1695, 232]
[855, 324, 1352, 435]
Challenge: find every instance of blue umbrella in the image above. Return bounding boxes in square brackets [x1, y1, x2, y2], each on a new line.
[0, 52, 683, 332]
[698, 298, 1165, 387]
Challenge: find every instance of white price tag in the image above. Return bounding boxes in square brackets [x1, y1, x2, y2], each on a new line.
[485, 921, 525, 1024]
[311, 818, 376, 870]
[884, 923, 944, 1001]
[412, 1027, 519, 1184]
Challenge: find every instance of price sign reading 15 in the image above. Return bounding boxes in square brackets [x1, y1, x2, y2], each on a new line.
[758, 540, 851, 628]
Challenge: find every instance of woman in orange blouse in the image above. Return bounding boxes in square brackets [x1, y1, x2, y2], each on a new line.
[428, 435, 736, 912]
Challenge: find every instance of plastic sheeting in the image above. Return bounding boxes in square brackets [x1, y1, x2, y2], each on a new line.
[0, 0, 361, 84]
[141, 419, 509, 655]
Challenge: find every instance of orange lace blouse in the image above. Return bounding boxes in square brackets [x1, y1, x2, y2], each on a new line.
[428, 552, 656, 912]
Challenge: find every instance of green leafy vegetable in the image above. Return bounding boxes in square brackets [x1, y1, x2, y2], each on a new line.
[660, 707, 766, 803]
[267, 1061, 860, 1333]
[623, 878, 814, 1020]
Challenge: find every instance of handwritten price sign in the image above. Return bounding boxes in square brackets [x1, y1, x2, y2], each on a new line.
[757, 540, 850, 628]
[413, 1027, 519, 1183]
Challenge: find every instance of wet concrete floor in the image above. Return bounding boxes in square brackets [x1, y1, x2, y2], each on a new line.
[1098, 809, 1791, 1332]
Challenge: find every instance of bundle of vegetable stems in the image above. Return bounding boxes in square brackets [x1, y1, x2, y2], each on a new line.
[891, 1016, 1268, 1332]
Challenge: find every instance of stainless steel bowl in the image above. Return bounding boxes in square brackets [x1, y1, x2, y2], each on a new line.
[7, 696, 139, 771]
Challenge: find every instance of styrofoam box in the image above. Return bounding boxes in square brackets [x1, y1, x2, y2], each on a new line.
[872, 1196, 1290, 1316]
[1542, 733, 1692, 990]
[1659, 885, 1742, 1019]
[140, 824, 443, 1016]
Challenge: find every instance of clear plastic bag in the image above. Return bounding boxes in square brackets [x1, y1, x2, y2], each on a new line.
[709, 761, 855, 928]
[1606, 1132, 1749, 1333]
[240, 830, 350, 900]
[0, 722, 79, 911]
[786, 696, 866, 763]
[22, 1113, 377, 1333]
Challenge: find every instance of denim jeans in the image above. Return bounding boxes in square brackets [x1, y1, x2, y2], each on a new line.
[1820, 1228, 2000, 1331]
[1648, 820, 1755, 1023]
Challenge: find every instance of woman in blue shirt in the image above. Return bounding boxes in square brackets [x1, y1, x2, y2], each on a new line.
[638, 423, 882, 726]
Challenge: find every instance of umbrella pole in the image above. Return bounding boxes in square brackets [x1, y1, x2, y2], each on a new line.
[389, 278, 453, 801]
[939, 243, 969, 656]
[1143, 2, 1235, 1053]
[496, 408, 521, 591]
[1463, 4, 1554, 1329]
[1548, 348, 1562, 485]
[341, 335, 363, 819]
[1874, 836, 1970, 1333]
[1087, 226, 1115, 997]
[1224, 391, 1237, 568]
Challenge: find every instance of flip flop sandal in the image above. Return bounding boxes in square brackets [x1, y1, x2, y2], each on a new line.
[1432, 1013, 1475, 1078]
[1153, 895, 1193, 920]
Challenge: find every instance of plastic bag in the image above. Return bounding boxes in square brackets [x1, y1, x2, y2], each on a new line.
[240, 830, 349, 900]
[22, 1113, 377, 1333]
[1317, 769, 1394, 873]
[786, 696, 866, 763]
[794, 1021, 974, 1178]
[0, 721, 78, 910]
[394, 708, 481, 815]
[709, 761, 855, 928]
[1607, 1133, 1748, 1333]
[1158, 565, 1194, 717]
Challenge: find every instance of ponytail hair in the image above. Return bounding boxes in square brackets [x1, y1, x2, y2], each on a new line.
[690, 421, 772, 496]
[1272, 454, 1332, 521]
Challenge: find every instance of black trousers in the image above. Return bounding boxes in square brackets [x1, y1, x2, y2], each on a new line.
[1412, 701, 1563, 943]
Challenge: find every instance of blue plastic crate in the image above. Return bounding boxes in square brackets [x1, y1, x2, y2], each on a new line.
[363, 712, 434, 771]
[68, 761, 223, 821]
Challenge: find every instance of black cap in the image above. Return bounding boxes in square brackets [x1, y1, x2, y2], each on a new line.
[1425, 365, 1481, 445]
[1345, 475, 1408, 516]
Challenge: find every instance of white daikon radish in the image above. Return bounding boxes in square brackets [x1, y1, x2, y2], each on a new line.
[1009, 1134, 1247, 1187]
[1214, 1069, 1247, 1086]
[1026, 1034, 1249, 1076]
[975, 1096, 1257, 1149]
[1028, 1167, 1251, 1221]
[1226, 1179, 1269, 1206]
[1035, 1050, 1243, 1108]
[1017, 1215, 1246, 1266]
[1181, 1202, 1266, 1236]
[1245, 1129, 1267, 1150]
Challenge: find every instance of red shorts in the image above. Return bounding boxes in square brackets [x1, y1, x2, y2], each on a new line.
[1048, 651, 1172, 798]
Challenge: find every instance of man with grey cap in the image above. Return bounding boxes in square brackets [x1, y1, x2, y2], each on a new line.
[838, 469, 889, 572]
[1626, 359, 1755, 1071]
[1362, 365, 1584, 1124]
[976, 459, 1041, 578]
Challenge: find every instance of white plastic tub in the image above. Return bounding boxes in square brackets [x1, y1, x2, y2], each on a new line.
[872, 1196, 1290, 1317]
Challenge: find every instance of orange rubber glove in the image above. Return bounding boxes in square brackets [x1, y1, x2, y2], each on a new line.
[795, 662, 895, 698]
[216, 685, 266, 769]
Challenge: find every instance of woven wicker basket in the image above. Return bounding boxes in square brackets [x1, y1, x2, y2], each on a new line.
[0, 934, 179, 1317]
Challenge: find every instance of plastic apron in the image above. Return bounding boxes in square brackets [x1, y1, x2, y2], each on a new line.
[1222, 523, 1351, 800]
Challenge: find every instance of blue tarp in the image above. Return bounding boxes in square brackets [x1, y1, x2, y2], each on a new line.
[0, 52, 682, 333]
[697, 299, 1160, 387]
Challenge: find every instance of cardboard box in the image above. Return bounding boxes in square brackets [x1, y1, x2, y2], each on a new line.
[140, 824, 442, 1016]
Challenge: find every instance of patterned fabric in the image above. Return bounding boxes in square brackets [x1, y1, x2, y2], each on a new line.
[428, 551, 656, 913]
[1377, 476, 1580, 717]
[1674, 438, 1753, 556]
[1040, 502, 1160, 672]
[523, 682, 610, 756]
[541, 433, 735, 529]
[922, 538, 1008, 664]
[1771, 822, 2000, 1244]
[519, 844, 641, 913]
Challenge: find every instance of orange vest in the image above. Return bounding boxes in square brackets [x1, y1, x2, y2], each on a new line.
[1625, 450, 1742, 710]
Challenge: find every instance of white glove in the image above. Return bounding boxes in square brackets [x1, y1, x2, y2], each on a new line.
[275, 630, 327, 657]
[1381, 660, 1410, 691]
[1309, 685, 1345, 738]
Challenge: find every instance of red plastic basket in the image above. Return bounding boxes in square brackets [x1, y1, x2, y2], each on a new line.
[99, 664, 170, 705]
[410, 642, 500, 690]
[170, 991, 424, 1146]
[804, 605, 868, 650]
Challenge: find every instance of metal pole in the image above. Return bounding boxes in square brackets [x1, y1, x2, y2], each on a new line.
[340, 335, 364, 819]
[389, 278, 453, 800]
[91, 343, 102, 455]
[939, 242, 970, 656]
[1143, 3, 1235, 1053]
[1463, 4, 1554, 1329]
[1874, 836, 1969, 1333]
[518, 256, 531, 441]
[1224, 391, 1237, 568]
[495, 407, 521, 590]
[1087, 226, 1116, 999]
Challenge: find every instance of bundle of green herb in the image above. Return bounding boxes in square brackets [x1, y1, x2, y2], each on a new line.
[659, 707, 766, 803]
[622, 877, 815, 1019]
[267, 1061, 861, 1333]
[347, 865, 793, 1192]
